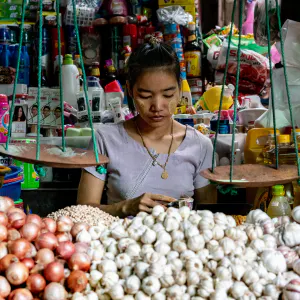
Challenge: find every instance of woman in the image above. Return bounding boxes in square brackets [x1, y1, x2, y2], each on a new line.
[13, 106, 26, 122]
[77, 40, 215, 217]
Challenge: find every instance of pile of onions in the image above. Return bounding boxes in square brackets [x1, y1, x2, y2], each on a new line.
[5, 262, 29, 285]
[0, 276, 11, 298]
[57, 216, 73, 233]
[8, 288, 33, 300]
[20, 223, 40, 242]
[25, 214, 42, 228]
[44, 262, 64, 282]
[0, 197, 14, 213]
[42, 218, 56, 233]
[67, 270, 87, 292]
[35, 233, 58, 251]
[0, 254, 19, 272]
[26, 274, 46, 294]
[56, 241, 75, 260]
[68, 252, 91, 272]
[9, 239, 31, 260]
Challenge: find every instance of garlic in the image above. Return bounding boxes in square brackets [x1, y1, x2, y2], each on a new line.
[199, 218, 215, 230]
[124, 275, 141, 294]
[135, 291, 151, 300]
[167, 209, 182, 222]
[262, 234, 277, 250]
[98, 260, 117, 274]
[152, 293, 166, 300]
[164, 216, 180, 232]
[278, 246, 299, 269]
[186, 271, 200, 285]
[111, 225, 128, 240]
[179, 206, 191, 219]
[263, 284, 280, 299]
[134, 261, 149, 279]
[209, 289, 228, 300]
[212, 225, 225, 240]
[115, 253, 131, 269]
[246, 225, 263, 241]
[216, 266, 232, 280]
[123, 296, 135, 300]
[246, 209, 270, 225]
[143, 215, 155, 228]
[198, 210, 214, 219]
[226, 215, 237, 227]
[143, 250, 160, 264]
[76, 229, 92, 244]
[187, 285, 197, 296]
[160, 275, 175, 288]
[108, 284, 124, 300]
[120, 266, 133, 279]
[89, 226, 105, 240]
[202, 229, 213, 242]
[141, 276, 161, 295]
[215, 279, 233, 291]
[118, 238, 135, 252]
[148, 263, 164, 278]
[141, 228, 156, 244]
[86, 291, 98, 300]
[197, 248, 210, 263]
[167, 251, 179, 262]
[282, 278, 300, 300]
[207, 260, 218, 273]
[261, 250, 287, 274]
[152, 205, 165, 218]
[225, 227, 243, 241]
[102, 237, 116, 249]
[219, 257, 231, 268]
[250, 282, 263, 297]
[125, 243, 141, 259]
[180, 250, 196, 262]
[157, 212, 167, 223]
[103, 252, 115, 261]
[210, 246, 225, 261]
[250, 239, 265, 254]
[207, 240, 219, 252]
[243, 248, 257, 263]
[107, 243, 118, 256]
[89, 270, 103, 287]
[243, 269, 259, 285]
[171, 230, 185, 241]
[219, 237, 236, 255]
[230, 281, 248, 298]
[174, 270, 187, 285]
[167, 284, 184, 298]
[293, 259, 300, 275]
[88, 245, 105, 262]
[72, 292, 87, 300]
[185, 225, 199, 239]
[101, 272, 119, 289]
[187, 235, 205, 252]
[255, 262, 269, 278]
[214, 212, 228, 227]
[170, 258, 183, 271]
[231, 264, 246, 281]
[172, 240, 187, 253]
[156, 231, 172, 245]
[282, 223, 300, 247]
[198, 279, 214, 298]
[137, 212, 148, 219]
[152, 223, 165, 234]
[261, 219, 275, 235]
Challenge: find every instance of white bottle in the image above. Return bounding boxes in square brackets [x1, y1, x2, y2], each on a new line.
[62, 54, 80, 108]
[233, 141, 242, 165]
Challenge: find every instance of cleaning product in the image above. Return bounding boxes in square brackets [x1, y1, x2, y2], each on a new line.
[13, 160, 39, 190]
[62, 54, 80, 108]
[267, 185, 291, 218]
[0, 95, 9, 143]
[105, 80, 124, 108]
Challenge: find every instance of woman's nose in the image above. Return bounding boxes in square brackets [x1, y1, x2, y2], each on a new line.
[150, 96, 164, 112]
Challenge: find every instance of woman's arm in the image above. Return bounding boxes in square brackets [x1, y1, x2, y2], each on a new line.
[194, 184, 217, 206]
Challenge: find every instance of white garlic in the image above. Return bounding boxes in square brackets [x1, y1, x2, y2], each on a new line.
[214, 212, 228, 227]
[152, 293, 166, 300]
[124, 275, 141, 294]
[197, 248, 210, 263]
[185, 225, 199, 239]
[108, 284, 124, 300]
[263, 284, 280, 299]
[179, 206, 191, 219]
[126, 243, 141, 259]
[123, 296, 135, 300]
[167, 284, 184, 298]
[115, 253, 131, 269]
[141, 276, 161, 295]
[243, 270, 259, 286]
[160, 275, 175, 288]
[89, 226, 105, 240]
[111, 225, 128, 240]
[174, 270, 187, 285]
[210, 247, 225, 261]
[216, 266, 231, 280]
[72, 292, 86, 300]
[250, 282, 263, 297]
[187, 235, 205, 252]
[98, 260, 117, 274]
[102, 237, 116, 249]
[135, 291, 151, 300]
[202, 229, 213, 243]
[209, 289, 228, 300]
[212, 225, 225, 240]
[278, 246, 299, 269]
[76, 229, 92, 244]
[226, 215, 237, 227]
[134, 261, 149, 280]
[137, 212, 148, 219]
[172, 240, 187, 253]
[89, 270, 103, 287]
[143, 215, 155, 227]
[180, 250, 196, 262]
[170, 258, 183, 271]
[219, 237, 236, 255]
[148, 263, 164, 278]
[261, 250, 287, 274]
[282, 278, 300, 300]
[243, 248, 257, 263]
[198, 279, 214, 298]
[186, 271, 200, 285]
[246, 209, 270, 225]
[246, 225, 263, 241]
[207, 260, 218, 273]
[198, 210, 214, 219]
[154, 242, 170, 256]
[186, 258, 203, 273]
[215, 279, 233, 291]
[231, 264, 246, 281]
[143, 251, 160, 264]
[225, 227, 243, 241]
[86, 291, 98, 300]
[171, 230, 185, 241]
[117, 238, 135, 252]
[156, 231, 172, 245]
[230, 281, 248, 298]
[250, 239, 265, 254]
[187, 285, 197, 296]
[101, 272, 119, 289]
[199, 218, 215, 231]
[152, 205, 165, 218]
[167, 251, 179, 262]
[120, 266, 132, 279]
[164, 216, 180, 232]
[157, 212, 167, 223]
[152, 223, 165, 234]
[107, 243, 118, 256]
[293, 259, 300, 275]
[255, 262, 269, 278]
[282, 223, 300, 247]
[141, 228, 156, 244]
[219, 257, 231, 268]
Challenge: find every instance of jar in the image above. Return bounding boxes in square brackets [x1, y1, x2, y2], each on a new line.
[14, 199, 24, 211]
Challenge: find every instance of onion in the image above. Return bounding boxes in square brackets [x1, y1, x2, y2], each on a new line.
[57, 216, 73, 232]
[7, 229, 21, 241]
[25, 243, 37, 259]
[0, 242, 7, 259]
[6, 262, 29, 285]
[8, 288, 33, 300]
[56, 241, 75, 260]
[35, 232, 58, 251]
[55, 232, 72, 243]
[21, 258, 35, 270]
[0, 212, 8, 226]
[0, 275, 11, 297]
[26, 215, 42, 228]
[0, 254, 19, 272]
[8, 212, 26, 229]
[0, 225, 7, 242]
[0, 197, 14, 213]
[68, 252, 91, 272]
[26, 274, 46, 294]
[20, 223, 40, 242]
[9, 238, 31, 259]
[42, 218, 56, 233]
[74, 242, 89, 253]
[67, 270, 88, 292]
[35, 248, 55, 266]
[44, 261, 64, 282]
[43, 282, 67, 300]
[70, 223, 90, 238]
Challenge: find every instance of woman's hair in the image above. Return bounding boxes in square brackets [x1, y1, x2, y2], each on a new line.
[43, 105, 50, 111]
[126, 40, 181, 112]
[55, 107, 61, 112]
[13, 106, 26, 122]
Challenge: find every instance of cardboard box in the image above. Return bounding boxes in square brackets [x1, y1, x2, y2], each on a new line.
[11, 103, 27, 138]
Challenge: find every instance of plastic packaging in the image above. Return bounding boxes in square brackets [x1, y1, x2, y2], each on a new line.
[157, 5, 193, 26]
[267, 185, 291, 218]
[180, 80, 192, 106]
[0, 94, 9, 143]
[109, 97, 124, 123]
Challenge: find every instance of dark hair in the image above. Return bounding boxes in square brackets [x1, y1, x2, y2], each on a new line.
[31, 105, 38, 110]
[13, 106, 26, 122]
[43, 106, 50, 111]
[126, 41, 181, 112]
[55, 107, 61, 112]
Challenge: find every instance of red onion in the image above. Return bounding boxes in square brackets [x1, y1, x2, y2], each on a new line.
[9, 238, 31, 260]
[8, 212, 26, 229]
[0, 275, 11, 298]
[0, 212, 8, 227]
[7, 229, 21, 241]
[35, 232, 58, 251]
[44, 261, 64, 282]
[0, 242, 7, 259]
[6, 262, 29, 285]
[42, 218, 56, 233]
[55, 232, 72, 243]
[8, 288, 33, 300]
[68, 252, 91, 272]
[56, 241, 75, 260]
[43, 282, 67, 300]
[26, 215, 42, 228]
[0, 225, 7, 242]
[0, 197, 14, 213]
[20, 223, 40, 242]
[35, 248, 55, 266]
[25, 243, 37, 259]
[21, 258, 35, 271]
[70, 223, 90, 238]
[67, 270, 88, 292]
[0, 254, 19, 272]
[57, 216, 73, 232]
[74, 242, 89, 253]
[26, 274, 46, 294]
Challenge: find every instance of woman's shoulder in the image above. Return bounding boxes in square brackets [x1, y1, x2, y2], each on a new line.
[95, 122, 126, 145]
[186, 126, 212, 150]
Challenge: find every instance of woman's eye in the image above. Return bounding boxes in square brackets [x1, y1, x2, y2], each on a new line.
[164, 94, 174, 99]
[139, 95, 151, 100]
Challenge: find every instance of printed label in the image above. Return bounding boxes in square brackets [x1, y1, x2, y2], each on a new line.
[270, 201, 279, 207]
[185, 51, 201, 77]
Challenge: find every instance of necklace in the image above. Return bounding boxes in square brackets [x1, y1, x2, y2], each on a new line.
[135, 118, 174, 180]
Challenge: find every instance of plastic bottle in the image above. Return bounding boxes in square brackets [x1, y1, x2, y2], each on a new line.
[19, 46, 30, 86]
[232, 141, 242, 165]
[62, 54, 80, 108]
[0, 94, 9, 143]
[53, 55, 63, 87]
[267, 185, 291, 218]
[91, 62, 100, 79]
[123, 24, 137, 49]
[0, 45, 10, 67]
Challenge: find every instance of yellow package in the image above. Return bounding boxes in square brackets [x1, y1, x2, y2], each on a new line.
[158, 0, 195, 5]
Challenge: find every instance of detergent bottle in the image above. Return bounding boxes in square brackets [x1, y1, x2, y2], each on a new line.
[0, 95, 9, 143]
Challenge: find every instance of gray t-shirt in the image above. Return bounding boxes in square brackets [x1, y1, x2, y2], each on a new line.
[85, 122, 213, 204]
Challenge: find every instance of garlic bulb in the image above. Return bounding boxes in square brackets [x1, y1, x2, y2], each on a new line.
[278, 246, 299, 269]
[231, 264, 246, 281]
[135, 291, 151, 300]
[186, 258, 203, 273]
[167, 284, 184, 298]
[141, 229, 156, 244]
[198, 279, 214, 298]
[214, 212, 228, 227]
[164, 216, 180, 232]
[212, 225, 225, 240]
[282, 278, 300, 300]
[174, 270, 187, 285]
[179, 206, 191, 219]
[263, 284, 280, 299]
[246, 225, 263, 241]
[230, 281, 248, 298]
[126, 243, 141, 259]
[120, 266, 132, 279]
[171, 230, 185, 241]
[134, 262, 149, 280]
[261, 250, 287, 274]
[187, 235, 205, 252]
[152, 205, 165, 218]
[98, 260, 117, 274]
[160, 275, 175, 288]
[250, 282, 263, 297]
[89, 270, 103, 287]
[226, 215, 237, 227]
[209, 289, 228, 300]
[262, 234, 277, 250]
[282, 223, 300, 247]
[219, 237, 236, 255]
[202, 229, 213, 243]
[101, 272, 119, 289]
[148, 263, 164, 278]
[76, 229, 92, 244]
[151, 223, 165, 234]
[243, 270, 259, 285]
[143, 215, 155, 227]
[199, 218, 215, 231]
[186, 271, 200, 285]
[172, 240, 187, 253]
[261, 219, 275, 235]
[111, 225, 128, 240]
[216, 266, 231, 280]
[152, 293, 166, 300]
[124, 275, 141, 295]
[207, 260, 218, 273]
[250, 239, 265, 254]
[188, 214, 201, 226]
[137, 212, 148, 219]
[246, 209, 270, 225]
[108, 284, 124, 300]
[198, 210, 214, 219]
[293, 259, 300, 275]
[142, 276, 161, 295]
[156, 231, 172, 245]
[243, 248, 257, 263]
[197, 248, 210, 263]
[115, 253, 131, 269]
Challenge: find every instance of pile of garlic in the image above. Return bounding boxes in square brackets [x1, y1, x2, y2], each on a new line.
[74, 206, 300, 300]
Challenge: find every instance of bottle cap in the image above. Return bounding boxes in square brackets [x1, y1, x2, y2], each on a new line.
[0, 94, 8, 103]
[63, 54, 73, 65]
[278, 135, 291, 144]
[272, 185, 285, 196]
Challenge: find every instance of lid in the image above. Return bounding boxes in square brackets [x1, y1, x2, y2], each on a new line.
[272, 185, 285, 196]
[278, 135, 291, 144]
[63, 54, 73, 65]
[75, 54, 80, 59]
[14, 199, 23, 204]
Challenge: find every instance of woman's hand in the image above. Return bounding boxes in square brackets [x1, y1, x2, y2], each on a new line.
[124, 193, 176, 216]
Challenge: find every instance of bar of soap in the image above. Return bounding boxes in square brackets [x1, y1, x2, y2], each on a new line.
[80, 128, 93, 136]
[66, 128, 81, 137]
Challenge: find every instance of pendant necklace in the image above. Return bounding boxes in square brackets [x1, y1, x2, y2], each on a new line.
[135, 118, 174, 180]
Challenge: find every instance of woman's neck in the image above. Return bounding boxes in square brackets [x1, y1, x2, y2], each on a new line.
[135, 115, 173, 140]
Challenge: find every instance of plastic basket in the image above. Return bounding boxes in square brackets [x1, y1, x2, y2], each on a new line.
[0, 178, 23, 201]
[4, 166, 22, 180]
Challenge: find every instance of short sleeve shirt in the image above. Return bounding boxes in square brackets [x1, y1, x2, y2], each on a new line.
[85, 122, 213, 204]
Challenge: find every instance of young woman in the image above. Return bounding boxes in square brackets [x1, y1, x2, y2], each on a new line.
[77, 40, 215, 217]
[13, 106, 26, 122]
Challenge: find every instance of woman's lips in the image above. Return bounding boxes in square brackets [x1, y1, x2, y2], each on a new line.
[150, 116, 164, 122]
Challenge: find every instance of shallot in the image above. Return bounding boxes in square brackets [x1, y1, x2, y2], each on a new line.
[56, 232, 72, 243]
[44, 261, 64, 282]
[67, 270, 88, 292]
[9, 238, 31, 259]
[0, 225, 7, 242]
[68, 252, 91, 272]
[6, 262, 29, 285]
[21, 258, 35, 270]
[0, 254, 19, 272]
[42, 218, 57, 233]
[0, 275, 11, 298]
[74, 242, 89, 253]
[26, 273, 46, 294]
[35, 248, 55, 266]
[8, 211, 26, 229]
[8, 288, 33, 300]
[56, 241, 76, 260]
[0, 197, 14, 213]
[0, 212, 8, 226]
[20, 223, 40, 242]
[57, 216, 73, 232]
[26, 214, 43, 228]
[71, 223, 90, 238]
[35, 232, 58, 250]
[7, 229, 21, 241]
[43, 282, 67, 300]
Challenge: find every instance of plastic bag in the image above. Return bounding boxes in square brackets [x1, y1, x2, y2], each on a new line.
[156, 6, 192, 26]
[253, 0, 281, 46]
[255, 67, 300, 129]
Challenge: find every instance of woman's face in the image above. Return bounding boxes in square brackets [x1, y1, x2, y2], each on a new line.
[54, 110, 61, 118]
[32, 107, 37, 116]
[132, 70, 180, 128]
[43, 108, 50, 117]
[18, 108, 23, 118]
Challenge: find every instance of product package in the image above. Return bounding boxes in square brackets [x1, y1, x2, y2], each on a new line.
[50, 89, 62, 127]
[76, 92, 88, 123]
[11, 103, 27, 138]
